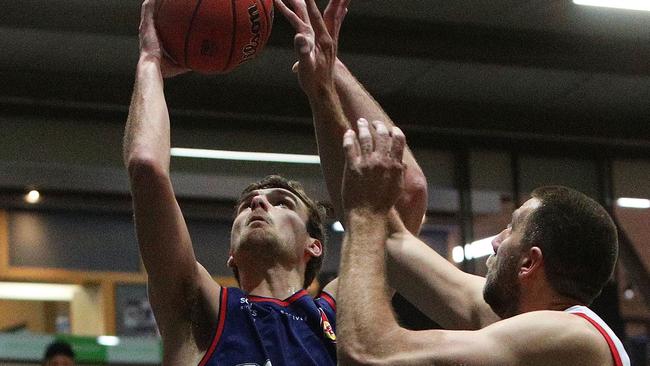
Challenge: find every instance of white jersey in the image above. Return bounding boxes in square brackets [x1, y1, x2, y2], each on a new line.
[565, 305, 630, 366]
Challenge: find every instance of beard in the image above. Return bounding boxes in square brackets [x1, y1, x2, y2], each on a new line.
[235, 225, 294, 265]
[483, 254, 521, 319]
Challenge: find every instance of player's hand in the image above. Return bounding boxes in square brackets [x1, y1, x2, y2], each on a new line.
[342, 119, 406, 214]
[275, 0, 338, 96]
[290, 0, 350, 77]
[138, 0, 189, 78]
[323, 0, 350, 47]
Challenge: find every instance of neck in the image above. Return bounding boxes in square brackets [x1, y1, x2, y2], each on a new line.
[518, 285, 581, 314]
[238, 263, 304, 299]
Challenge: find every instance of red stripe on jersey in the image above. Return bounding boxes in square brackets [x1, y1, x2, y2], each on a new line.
[319, 292, 336, 311]
[572, 312, 623, 366]
[248, 289, 308, 306]
[198, 287, 229, 366]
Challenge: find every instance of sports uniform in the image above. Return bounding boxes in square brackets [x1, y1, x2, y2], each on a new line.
[198, 287, 337, 366]
[565, 305, 631, 366]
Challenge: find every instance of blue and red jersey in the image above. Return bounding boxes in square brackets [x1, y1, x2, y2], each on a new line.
[198, 287, 337, 366]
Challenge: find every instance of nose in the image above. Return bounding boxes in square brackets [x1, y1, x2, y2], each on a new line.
[250, 194, 271, 211]
[491, 229, 506, 254]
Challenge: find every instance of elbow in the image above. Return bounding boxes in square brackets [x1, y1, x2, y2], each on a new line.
[402, 169, 428, 209]
[338, 343, 385, 366]
[126, 153, 168, 185]
[396, 171, 428, 234]
[338, 329, 405, 366]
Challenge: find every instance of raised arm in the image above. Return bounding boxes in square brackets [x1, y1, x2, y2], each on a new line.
[337, 121, 608, 366]
[331, 61, 428, 235]
[123, 0, 218, 357]
[273, 0, 347, 165]
[385, 226, 499, 330]
[279, 0, 427, 235]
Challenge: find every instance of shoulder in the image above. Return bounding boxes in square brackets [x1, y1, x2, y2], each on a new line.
[480, 310, 614, 366]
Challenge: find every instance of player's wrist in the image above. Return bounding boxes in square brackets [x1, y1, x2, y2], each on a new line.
[305, 81, 337, 103]
[344, 205, 392, 221]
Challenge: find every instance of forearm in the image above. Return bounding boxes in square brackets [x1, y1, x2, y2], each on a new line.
[334, 62, 427, 234]
[123, 56, 171, 173]
[307, 85, 350, 216]
[338, 209, 403, 364]
[385, 229, 495, 330]
[338, 212, 497, 365]
[123, 56, 198, 282]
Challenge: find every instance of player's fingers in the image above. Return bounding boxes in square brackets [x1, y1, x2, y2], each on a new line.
[274, 0, 307, 30]
[372, 120, 390, 156]
[390, 127, 406, 164]
[343, 129, 360, 165]
[304, 0, 329, 38]
[357, 118, 373, 157]
[294, 33, 313, 62]
[322, 0, 343, 33]
[288, 0, 310, 26]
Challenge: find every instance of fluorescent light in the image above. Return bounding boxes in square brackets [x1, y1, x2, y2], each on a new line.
[24, 190, 40, 204]
[332, 221, 345, 232]
[466, 236, 497, 259]
[464, 244, 473, 260]
[97, 336, 120, 346]
[170, 148, 320, 164]
[0, 282, 79, 301]
[617, 197, 650, 209]
[455, 235, 498, 263]
[573, 0, 650, 11]
[452, 246, 465, 263]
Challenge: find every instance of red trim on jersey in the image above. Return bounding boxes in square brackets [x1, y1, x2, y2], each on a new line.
[572, 312, 623, 366]
[319, 291, 336, 311]
[198, 287, 229, 366]
[248, 289, 308, 306]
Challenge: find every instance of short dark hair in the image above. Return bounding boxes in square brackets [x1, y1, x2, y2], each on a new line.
[522, 186, 618, 305]
[43, 340, 75, 363]
[238, 175, 327, 288]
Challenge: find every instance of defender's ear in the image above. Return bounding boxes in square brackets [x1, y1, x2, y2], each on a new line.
[305, 239, 323, 258]
[227, 255, 236, 268]
[519, 246, 543, 279]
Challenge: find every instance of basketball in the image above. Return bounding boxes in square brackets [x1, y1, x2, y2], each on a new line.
[155, 0, 274, 74]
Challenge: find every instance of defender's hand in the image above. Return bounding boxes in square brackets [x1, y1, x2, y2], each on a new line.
[275, 0, 337, 95]
[342, 118, 406, 213]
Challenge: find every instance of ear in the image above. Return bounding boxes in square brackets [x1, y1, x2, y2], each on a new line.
[305, 238, 323, 258]
[519, 246, 543, 280]
[227, 254, 236, 268]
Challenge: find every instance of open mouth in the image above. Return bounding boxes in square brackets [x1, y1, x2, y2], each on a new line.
[247, 216, 268, 226]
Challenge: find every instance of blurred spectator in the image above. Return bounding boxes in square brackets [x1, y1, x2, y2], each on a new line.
[43, 340, 75, 366]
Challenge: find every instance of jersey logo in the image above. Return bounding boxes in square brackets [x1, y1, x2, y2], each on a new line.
[319, 308, 336, 343]
[235, 361, 271, 366]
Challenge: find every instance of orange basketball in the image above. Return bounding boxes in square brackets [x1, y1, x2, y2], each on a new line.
[155, 0, 274, 74]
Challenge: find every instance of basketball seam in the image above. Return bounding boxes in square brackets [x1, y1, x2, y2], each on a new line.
[185, 0, 206, 68]
[223, 0, 238, 72]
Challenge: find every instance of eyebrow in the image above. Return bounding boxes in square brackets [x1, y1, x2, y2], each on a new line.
[511, 210, 524, 229]
[269, 189, 299, 204]
[239, 189, 301, 207]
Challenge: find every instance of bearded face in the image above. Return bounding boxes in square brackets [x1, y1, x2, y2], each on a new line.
[483, 249, 522, 319]
[483, 198, 541, 318]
